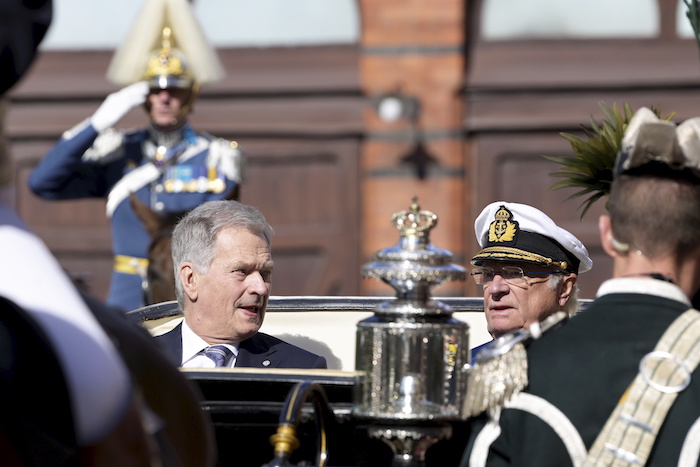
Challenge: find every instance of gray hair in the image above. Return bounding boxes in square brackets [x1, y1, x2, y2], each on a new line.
[171, 200, 274, 306]
[547, 273, 580, 317]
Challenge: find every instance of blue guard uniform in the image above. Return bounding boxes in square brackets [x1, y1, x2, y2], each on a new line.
[28, 119, 243, 311]
[29, 0, 238, 311]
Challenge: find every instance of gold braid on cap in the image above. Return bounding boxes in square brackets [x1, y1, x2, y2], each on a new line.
[472, 247, 569, 271]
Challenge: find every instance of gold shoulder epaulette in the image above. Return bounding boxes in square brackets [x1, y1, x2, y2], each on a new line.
[463, 311, 568, 417]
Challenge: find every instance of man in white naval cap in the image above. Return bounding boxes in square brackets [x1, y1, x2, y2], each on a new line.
[469, 201, 592, 360]
[462, 109, 700, 467]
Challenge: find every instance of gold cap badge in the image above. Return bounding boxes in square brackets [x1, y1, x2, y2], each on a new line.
[487, 205, 518, 243]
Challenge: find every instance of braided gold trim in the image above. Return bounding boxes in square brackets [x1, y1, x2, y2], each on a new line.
[472, 247, 568, 271]
[114, 255, 149, 275]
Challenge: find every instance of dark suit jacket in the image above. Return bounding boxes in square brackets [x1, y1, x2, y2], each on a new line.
[155, 322, 327, 369]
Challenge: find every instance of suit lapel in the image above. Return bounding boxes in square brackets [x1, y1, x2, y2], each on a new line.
[155, 322, 183, 367]
[235, 334, 279, 368]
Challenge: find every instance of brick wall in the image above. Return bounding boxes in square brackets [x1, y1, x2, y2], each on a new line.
[358, 0, 468, 296]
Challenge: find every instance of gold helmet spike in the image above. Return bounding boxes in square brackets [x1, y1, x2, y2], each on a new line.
[106, 0, 223, 88]
[143, 26, 193, 89]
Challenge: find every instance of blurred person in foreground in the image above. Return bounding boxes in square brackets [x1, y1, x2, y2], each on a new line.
[469, 201, 592, 362]
[462, 108, 700, 467]
[28, 0, 243, 311]
[156, 199, 327, 369]
[1, 2, 214, 464]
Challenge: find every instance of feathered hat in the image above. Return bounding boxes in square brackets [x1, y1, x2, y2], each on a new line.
[541, 102, 674, 219]
[616, 107, 700, 179]
[106, 0, 224, 88]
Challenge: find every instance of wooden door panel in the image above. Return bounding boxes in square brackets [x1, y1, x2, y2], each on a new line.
[6, 44, 364, 306]
[240, 138, 360, 296]
[11, 136, 360, 302]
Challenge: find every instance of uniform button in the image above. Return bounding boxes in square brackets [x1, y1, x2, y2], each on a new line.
[155, 184, 163, 193]
[154, 201, 165, 211]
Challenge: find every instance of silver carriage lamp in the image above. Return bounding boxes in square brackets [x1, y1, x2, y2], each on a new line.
[354, 197, 470, 465]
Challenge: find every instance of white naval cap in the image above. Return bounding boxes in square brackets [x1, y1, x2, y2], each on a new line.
[471, 201, 593, 274]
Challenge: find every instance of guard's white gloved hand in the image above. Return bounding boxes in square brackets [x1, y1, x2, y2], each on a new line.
[90, 81, 149, 132]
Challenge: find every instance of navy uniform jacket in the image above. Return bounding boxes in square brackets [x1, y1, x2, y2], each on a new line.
[28, 120, 242, 311]
[470, 340, 492, 365]
[155, 322, 328, 369]
[462, 278, 700, 467]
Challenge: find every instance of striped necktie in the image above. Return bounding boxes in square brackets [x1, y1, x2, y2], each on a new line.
[204, 345, 233, 367]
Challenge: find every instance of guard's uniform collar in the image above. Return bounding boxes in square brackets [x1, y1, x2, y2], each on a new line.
[596, 277, 691, 306]
[146, 122, 196, 149]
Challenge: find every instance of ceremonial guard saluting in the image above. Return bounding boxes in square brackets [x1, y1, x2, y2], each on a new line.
[29, 0, 242, 311]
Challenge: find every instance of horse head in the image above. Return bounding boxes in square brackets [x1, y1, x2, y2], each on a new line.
[129, 193, 185, 306]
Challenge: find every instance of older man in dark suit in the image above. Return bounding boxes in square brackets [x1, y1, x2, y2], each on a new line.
[156, 199, 326, 369]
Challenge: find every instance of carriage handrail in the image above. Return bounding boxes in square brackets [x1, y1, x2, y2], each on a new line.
[126, 296, 485, 323]
[126, 295, 592, 324]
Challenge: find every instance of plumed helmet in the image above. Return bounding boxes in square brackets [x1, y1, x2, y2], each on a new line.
[106, 0, 223, 88]
[616, 107, 700, 180]
[142, 26, 194, 89]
